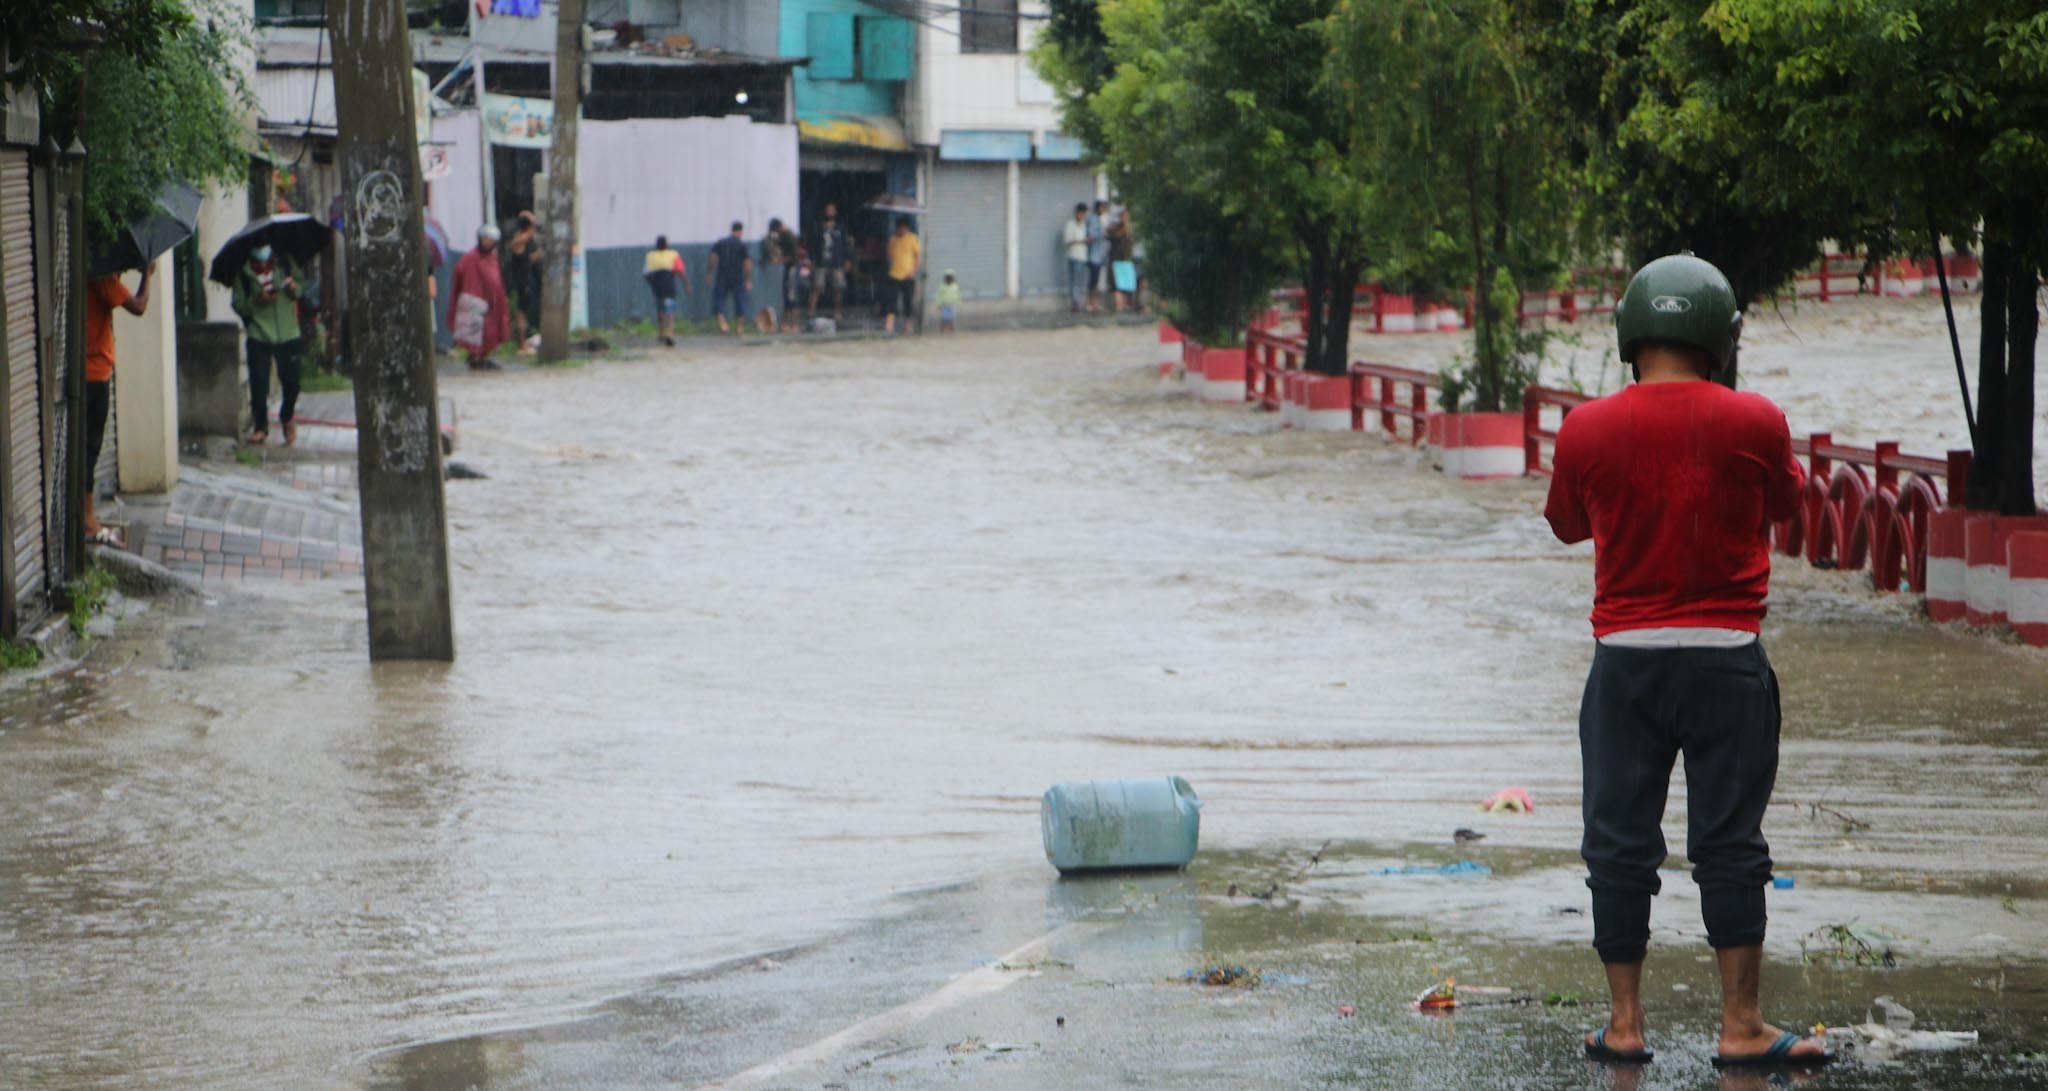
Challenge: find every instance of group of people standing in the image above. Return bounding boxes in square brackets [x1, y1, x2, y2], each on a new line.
[1063, 198, 1140, 314]
[644, 204, 922, 340]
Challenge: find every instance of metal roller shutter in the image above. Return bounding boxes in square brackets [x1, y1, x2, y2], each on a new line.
[1016, 163, 1096, 298]
[0, 147, 45, 613]
[923, 161, 1007, 301]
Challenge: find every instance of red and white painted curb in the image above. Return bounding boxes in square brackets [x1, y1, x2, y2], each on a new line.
[1157, 322, 1184, 376]
[1432, 411, 1524, 479]
[1924, 509, 1969, 622]
[1963, 514, 2048, 627]
[1965, 515, 2006, 625]
[1285, 373, 1353, 431]
[1380, 294, 1419, 334]
[1197, 347, 1248, 403]
[2010, 531, 2048, 648]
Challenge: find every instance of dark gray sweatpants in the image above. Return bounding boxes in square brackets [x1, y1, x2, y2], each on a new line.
[1579, 640, 1780, 964]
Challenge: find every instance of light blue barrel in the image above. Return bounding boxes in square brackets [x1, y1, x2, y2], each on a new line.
[1041, 776, 1202, 873]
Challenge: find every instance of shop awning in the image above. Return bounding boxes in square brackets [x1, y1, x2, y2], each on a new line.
[797, 113, 911, 152]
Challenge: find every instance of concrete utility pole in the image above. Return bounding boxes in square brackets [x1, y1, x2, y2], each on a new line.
[538, 0, 584, 361]
[332, 0, 457, 661]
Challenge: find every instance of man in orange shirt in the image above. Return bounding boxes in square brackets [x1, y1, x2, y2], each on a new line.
[84, 264, 153, 546]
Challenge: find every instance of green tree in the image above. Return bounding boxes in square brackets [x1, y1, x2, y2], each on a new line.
[24, 0, 251, 253]
[1331, 0, 1569, 412]
[1682, 0, 2048, 513]
[1043, 0, 1375, 373]
[1508, 0, 1848, 389]
[1038, 0, 1289, 345]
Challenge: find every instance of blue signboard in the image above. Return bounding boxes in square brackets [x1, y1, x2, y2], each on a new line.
[941, 129, 1033, 162]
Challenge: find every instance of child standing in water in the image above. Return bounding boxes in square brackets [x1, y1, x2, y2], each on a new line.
[935, 269, 961, 334]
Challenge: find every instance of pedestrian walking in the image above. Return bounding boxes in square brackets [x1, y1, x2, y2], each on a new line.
[810, 203, 853, 322]
[230, 243, 306, 446]
[449, 224, 510, 370]
[83, 264, 153, 546]
[503, 210, 543, 354]
[1544, 254, 1830, 1072]
[1062, 203, 1090, 313]
[935, 268, 961, 333]
[708, 220, 752, 335]
[642, 234, 692, 347]
[883, 217, 920, 335]
[1087, 199, 1110, 312]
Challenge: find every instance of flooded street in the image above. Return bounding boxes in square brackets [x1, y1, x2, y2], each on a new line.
[3, 324, 2046, 1089]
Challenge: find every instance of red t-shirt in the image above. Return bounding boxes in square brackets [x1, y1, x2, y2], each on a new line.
[1544, 381, 1802, 637]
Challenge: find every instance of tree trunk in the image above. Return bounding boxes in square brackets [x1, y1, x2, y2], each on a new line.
[1320, 266, 1358, 377]
[2001, 215, 2038, 516]
[1970, 223, 2009, 511]
[1302, 228, 1331, 373]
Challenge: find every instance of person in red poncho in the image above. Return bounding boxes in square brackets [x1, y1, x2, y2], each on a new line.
[448, 223, 508, 371]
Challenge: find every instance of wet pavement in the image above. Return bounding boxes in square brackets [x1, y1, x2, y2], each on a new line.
[2, 326, 2045, 1090]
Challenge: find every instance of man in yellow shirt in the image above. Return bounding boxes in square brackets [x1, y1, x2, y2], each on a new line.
[884, 217, 921, 335]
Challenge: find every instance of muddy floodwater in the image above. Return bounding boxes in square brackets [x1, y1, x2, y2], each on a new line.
[2, 322, 2045, 1090]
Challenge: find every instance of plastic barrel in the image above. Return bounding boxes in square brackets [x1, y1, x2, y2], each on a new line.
[1040, 776, 1202, 873]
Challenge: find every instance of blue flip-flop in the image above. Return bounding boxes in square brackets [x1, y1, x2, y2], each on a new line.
[1583, 1027, 1654, 1064]
[1712, 1031, 1836, 1069]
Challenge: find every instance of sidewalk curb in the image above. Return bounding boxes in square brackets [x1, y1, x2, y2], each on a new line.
[91, 542, 206, 602]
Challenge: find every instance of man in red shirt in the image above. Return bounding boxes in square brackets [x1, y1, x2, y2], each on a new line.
[84, 264, 153, 546]
[1545, 255, 1827, 1070]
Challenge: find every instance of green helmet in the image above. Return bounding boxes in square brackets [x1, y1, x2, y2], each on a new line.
[1614, 254, 1742, 370]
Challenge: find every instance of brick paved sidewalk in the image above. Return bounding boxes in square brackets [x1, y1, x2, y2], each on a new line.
[113, 449, 364, 586]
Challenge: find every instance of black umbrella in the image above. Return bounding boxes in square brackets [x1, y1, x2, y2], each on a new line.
[208, 214, 334, 285]
[88, 182, 203, 278]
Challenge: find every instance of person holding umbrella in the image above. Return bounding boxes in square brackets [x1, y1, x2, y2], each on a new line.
[230, 243, 306, 445]
[83, 264, 154, 546]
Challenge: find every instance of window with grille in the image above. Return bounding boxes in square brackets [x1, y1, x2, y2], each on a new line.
[961, 0, 1019, 55]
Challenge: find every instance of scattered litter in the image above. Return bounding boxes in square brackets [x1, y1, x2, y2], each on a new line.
[1244, 839, 1332, 901]
[1775, 798, 1871, 832]
[984, 1042, 1034, 1054]
[1481, 787, 1534, 813]
[1183, 966, 1257, 988]
[1414, 978, 1458, 1011]
[1453, 828, 1486, 844]
[2002, 896, 2020, 915]
[1544, 992, 1584, 1007]
[1055, 1016, 1066, 1028]
[1553, 906, 1585, 916]
[1773, 876, 1796, 890]
[1802, 923, 1906, 968]
[946, 1038, 982, 1054]
[1379, 860, 1492, 877]
[1671, 984, 1690, 992]
[1828, 996, 1979, 1058]
[1338, 1005, 1356, 1018]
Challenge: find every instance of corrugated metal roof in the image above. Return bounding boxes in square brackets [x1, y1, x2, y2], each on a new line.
[255, 67, 336, 130]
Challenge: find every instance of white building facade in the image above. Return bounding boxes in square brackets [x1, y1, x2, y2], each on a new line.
[910, 1, 1101, 303]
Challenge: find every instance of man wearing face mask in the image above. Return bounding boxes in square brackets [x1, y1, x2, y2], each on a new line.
[231, 242, 305, 445]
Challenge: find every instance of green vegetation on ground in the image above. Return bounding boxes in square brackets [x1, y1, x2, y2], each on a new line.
[65, 566, 116, 641]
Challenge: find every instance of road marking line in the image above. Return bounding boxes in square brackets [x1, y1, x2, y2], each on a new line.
[695, 924, 1084, 1090]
